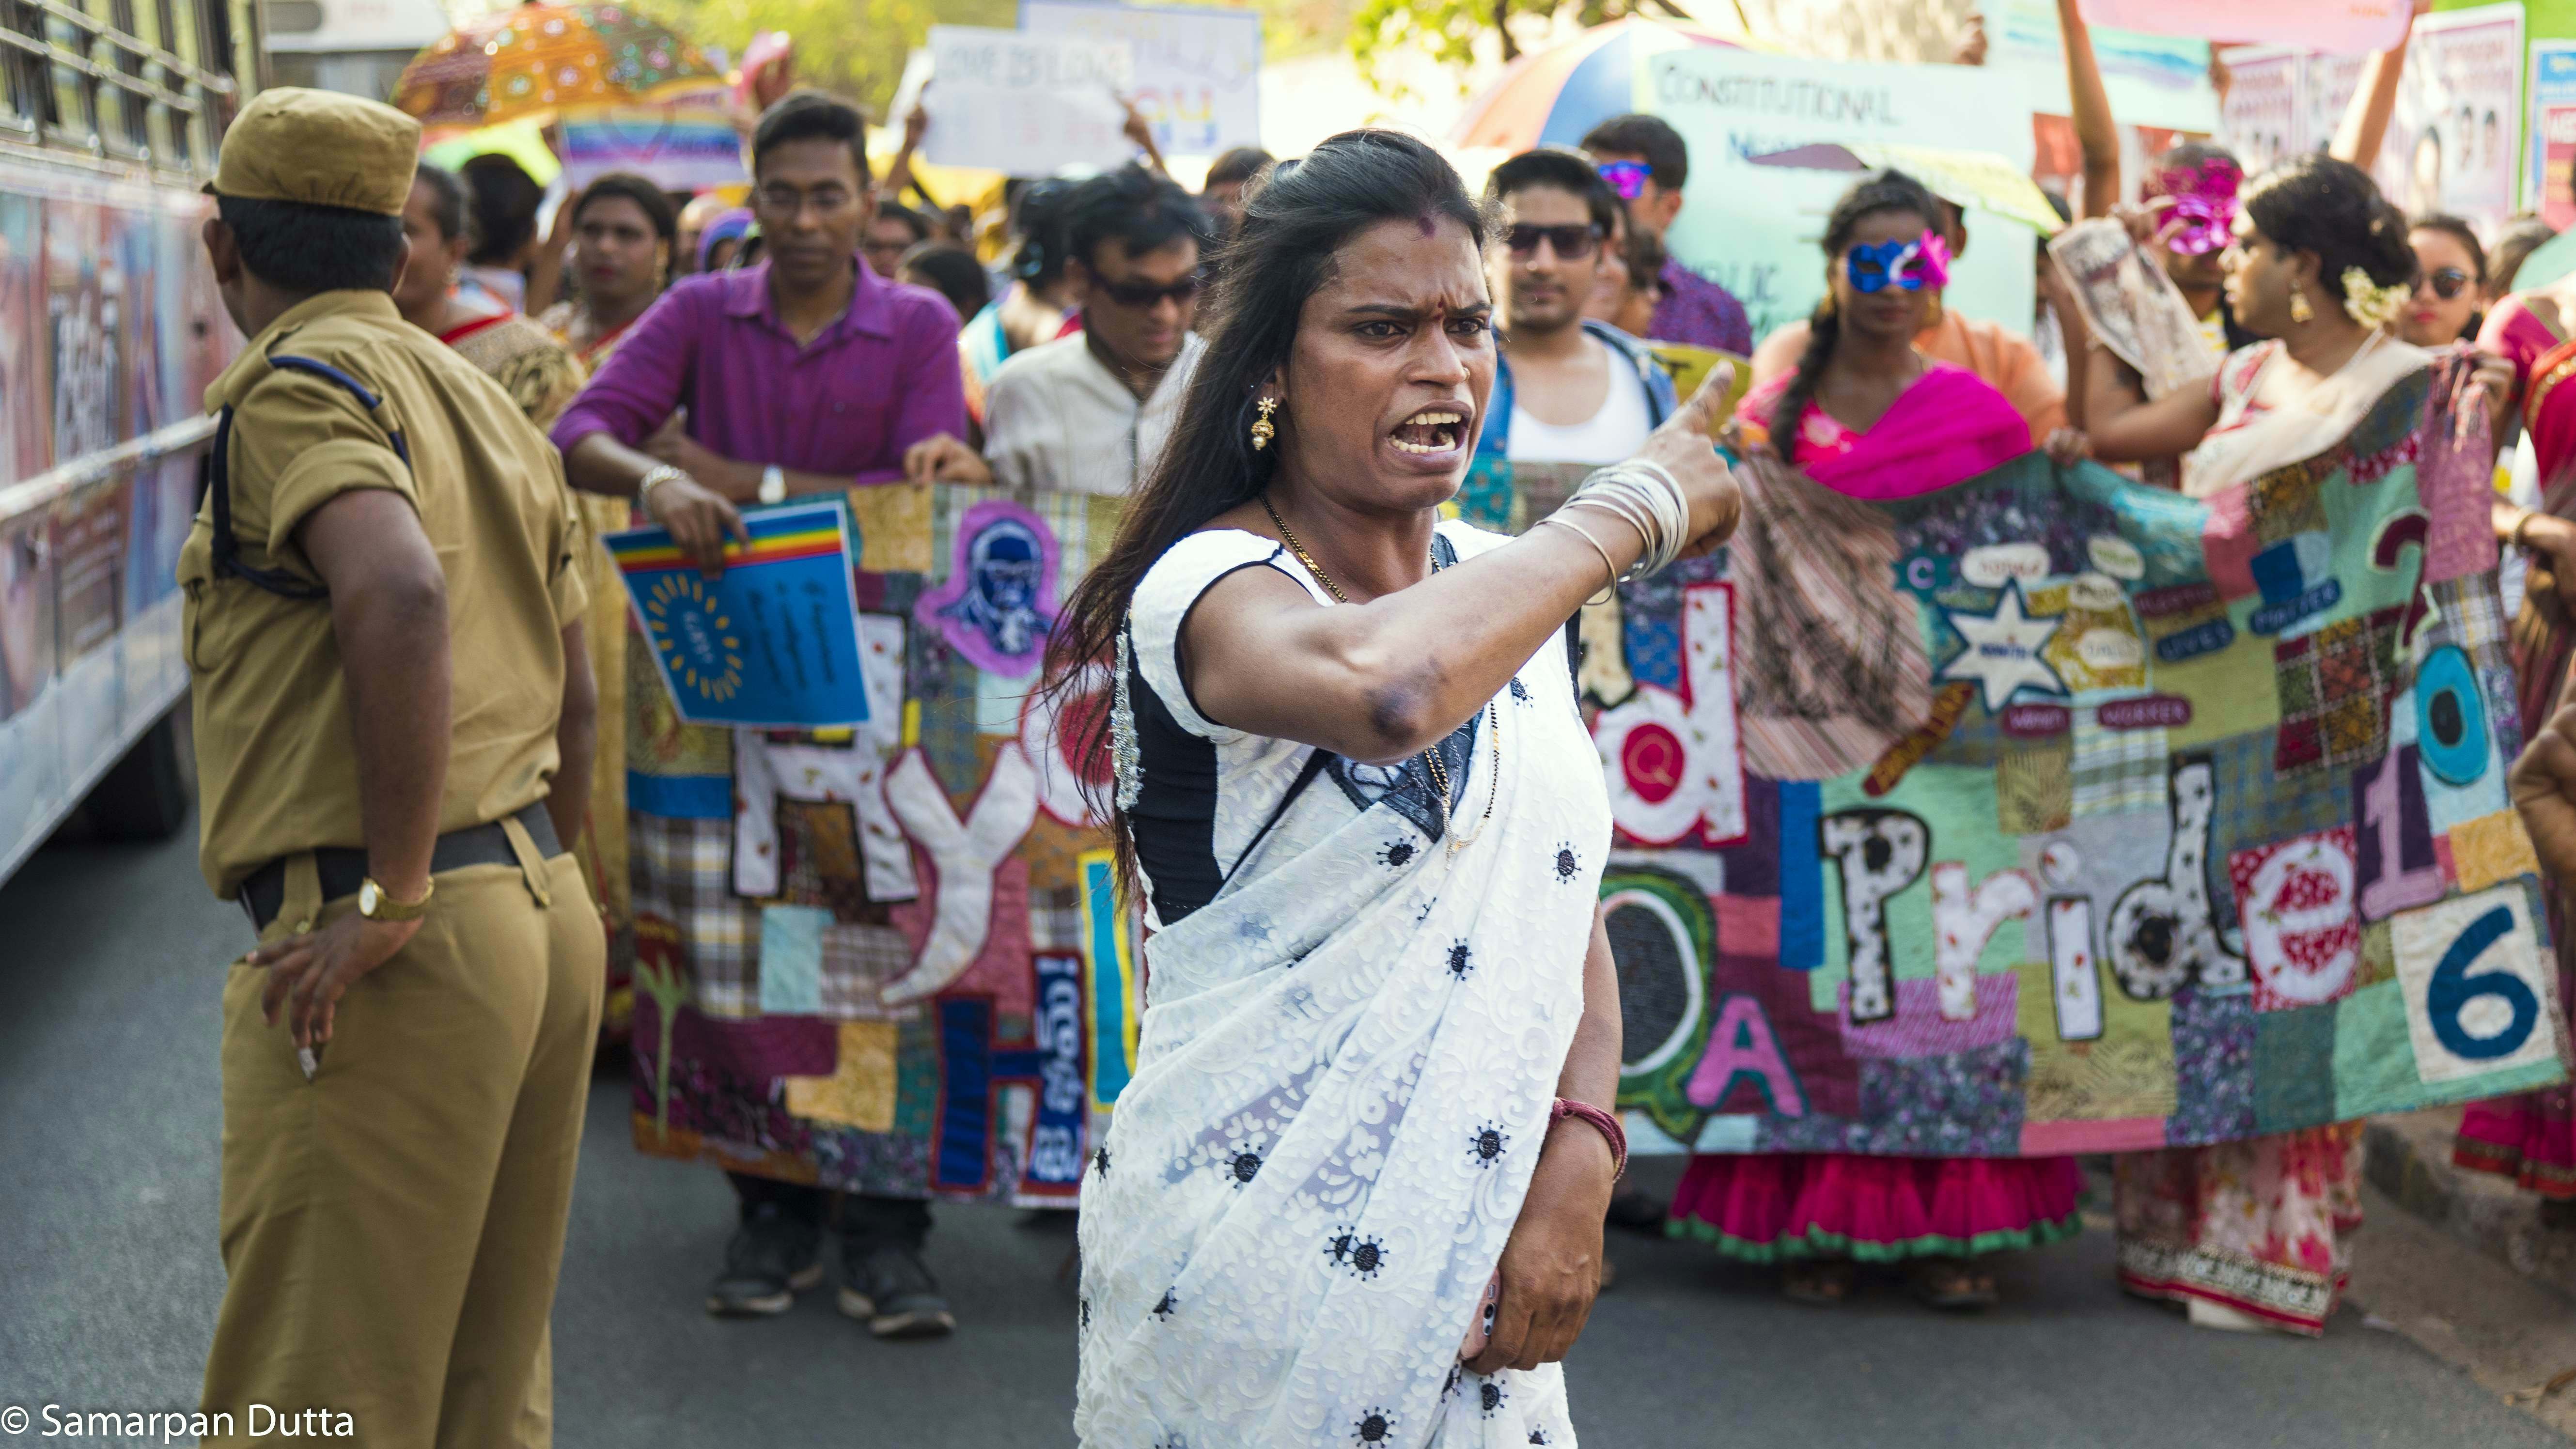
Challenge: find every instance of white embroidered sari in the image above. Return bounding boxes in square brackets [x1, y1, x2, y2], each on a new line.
[1075, 522, 1612, 1449]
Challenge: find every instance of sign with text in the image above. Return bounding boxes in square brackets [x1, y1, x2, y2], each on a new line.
[919, 26, 1136, 177]
[2374, 3, 2526, 231]
[2079, 0, 2411, 57]
[2532, 40, 2576, 230]
[1642, 48, 2034, 345]
[1019, 1, 1261, 158]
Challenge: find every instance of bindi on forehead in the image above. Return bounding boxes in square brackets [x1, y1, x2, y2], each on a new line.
[1416, 215, 1436, 238]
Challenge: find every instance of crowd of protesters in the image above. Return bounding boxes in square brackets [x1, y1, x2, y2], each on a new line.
[177, 0, 2576, 1432]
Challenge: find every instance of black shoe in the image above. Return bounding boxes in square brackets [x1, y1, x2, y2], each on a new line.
[705, 1205, 824, 1317]
[838, 1242, 957, 1339]
[1605, 1185, 1668, 1233]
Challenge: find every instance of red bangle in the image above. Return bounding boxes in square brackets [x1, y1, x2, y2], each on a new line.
[1549, 1098, 1627, 1181]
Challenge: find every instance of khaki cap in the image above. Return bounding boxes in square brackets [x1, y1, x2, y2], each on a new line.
[206, 87, 420, 216]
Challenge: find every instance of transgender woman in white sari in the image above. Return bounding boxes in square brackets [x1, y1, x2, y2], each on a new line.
[1046, 131, 1741, 1446]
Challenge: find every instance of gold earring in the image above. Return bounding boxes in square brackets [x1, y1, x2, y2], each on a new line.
[2289, 283, 2313, 325]
[1818, 292, 1836, 318]
[1250, 397, 1278, 451]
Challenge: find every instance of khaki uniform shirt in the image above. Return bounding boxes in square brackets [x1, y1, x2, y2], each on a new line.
[179, 290, 589, 898]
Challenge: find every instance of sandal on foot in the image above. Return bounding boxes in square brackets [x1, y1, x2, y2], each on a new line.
[1908, 1261, 1997, 1311]
[1781, 1261, 1854, 1306]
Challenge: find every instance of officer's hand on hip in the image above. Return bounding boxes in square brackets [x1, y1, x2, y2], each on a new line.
[250, 914, 423, 1052]
[647, 470, 749, 575]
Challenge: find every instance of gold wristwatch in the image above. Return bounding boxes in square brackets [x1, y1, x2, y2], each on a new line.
[357, 875, 435, 922]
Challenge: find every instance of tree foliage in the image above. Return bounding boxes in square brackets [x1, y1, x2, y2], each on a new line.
[1346, 0, 1687, 98]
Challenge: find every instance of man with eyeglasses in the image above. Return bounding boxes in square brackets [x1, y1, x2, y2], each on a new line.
[551, 89, 969, 1339]
[914, 164, 1213, 495]
[1580, 113, 1752, 355]
[1459, 148, 1678, 530]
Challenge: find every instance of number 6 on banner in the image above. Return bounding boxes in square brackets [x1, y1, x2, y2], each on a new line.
[2391, 885, 2557, 1084]
[2425, 908, 2540, 1062]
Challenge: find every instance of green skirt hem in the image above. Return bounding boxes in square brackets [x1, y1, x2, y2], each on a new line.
[1662, 1209, 2086, 1264]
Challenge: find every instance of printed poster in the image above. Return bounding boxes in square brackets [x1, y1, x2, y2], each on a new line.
[2531, 40, 2576, 230]
[609, 500, 874, 729]
[2375, 3, 2526, 230]
[2218, 45, 2305, 176]
[1019, 1, 1261, 159]
[1643, 47, 2035, 344]
[0, 192, 48, 486]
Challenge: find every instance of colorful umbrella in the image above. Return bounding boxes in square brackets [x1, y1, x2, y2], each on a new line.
[1450, 19, 1740, 155]
[395, 2, 727, 129]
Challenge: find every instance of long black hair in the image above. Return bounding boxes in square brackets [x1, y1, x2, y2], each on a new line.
[1042, 128, 1491, 875]
[2241, 153, 2415, 324]
[1772, 168, 1943, 442]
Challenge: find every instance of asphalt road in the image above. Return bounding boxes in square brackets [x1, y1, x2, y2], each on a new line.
[2, 813, 2565, 1449]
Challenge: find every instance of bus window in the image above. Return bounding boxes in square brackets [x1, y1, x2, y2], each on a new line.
[1, 2, 48, 138]
[43, 3, 94, 150]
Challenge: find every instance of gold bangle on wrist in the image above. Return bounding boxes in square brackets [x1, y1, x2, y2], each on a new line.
[2514, 508, 2543, 551]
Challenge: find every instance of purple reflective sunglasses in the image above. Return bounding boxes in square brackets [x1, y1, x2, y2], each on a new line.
[1597, 160, 1652, 202]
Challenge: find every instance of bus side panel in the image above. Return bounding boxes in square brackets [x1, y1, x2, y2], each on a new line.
[0, 157, 236, 880]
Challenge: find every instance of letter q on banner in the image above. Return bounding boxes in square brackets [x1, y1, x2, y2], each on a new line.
[1594, 582, 1748, 845]
[1020, 663, 1115, 827]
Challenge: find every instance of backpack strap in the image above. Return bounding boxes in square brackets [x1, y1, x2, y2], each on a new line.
[208, 354, 413, 601]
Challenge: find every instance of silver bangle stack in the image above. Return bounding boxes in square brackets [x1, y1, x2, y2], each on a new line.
[1534, 458, 1693, 603]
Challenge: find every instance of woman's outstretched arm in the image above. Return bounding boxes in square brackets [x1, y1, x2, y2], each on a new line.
[1185, 374, 1740, 765]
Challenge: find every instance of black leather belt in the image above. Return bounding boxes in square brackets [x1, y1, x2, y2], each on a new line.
[240, 803, 562, 932]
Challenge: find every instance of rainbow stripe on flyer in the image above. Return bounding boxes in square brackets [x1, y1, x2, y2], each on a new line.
[608, 501, 848, 574]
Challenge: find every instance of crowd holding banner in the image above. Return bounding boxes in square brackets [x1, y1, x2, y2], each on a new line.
[131, 0, 2576, 1443]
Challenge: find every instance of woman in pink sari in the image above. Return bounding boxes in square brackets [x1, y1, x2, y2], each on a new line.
[1672, 171, 2084, 1309]
[2456, 327, 2576, 1212]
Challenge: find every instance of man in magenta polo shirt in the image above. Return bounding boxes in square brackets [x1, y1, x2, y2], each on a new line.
[1580, 112, 1752, 356]
[552, 90, 967, 1339]
[555, 90, 965, 567]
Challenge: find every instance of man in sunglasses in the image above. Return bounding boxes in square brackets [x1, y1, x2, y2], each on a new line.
[1580, 113, 1752, 355]
[1461, 148, 1677, 527]
[933, 164, 1214, 495]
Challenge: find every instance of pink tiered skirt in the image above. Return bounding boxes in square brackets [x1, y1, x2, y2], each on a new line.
[1668, 1152, 2085, 1262]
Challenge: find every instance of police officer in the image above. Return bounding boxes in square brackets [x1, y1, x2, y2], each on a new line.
[183, 89, 603, 1449]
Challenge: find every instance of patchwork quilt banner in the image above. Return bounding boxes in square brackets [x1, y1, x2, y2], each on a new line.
[625, 380, 2574, 1202]
[625, 483, 1135, 1206]
[1555, 372, 2575, 1159]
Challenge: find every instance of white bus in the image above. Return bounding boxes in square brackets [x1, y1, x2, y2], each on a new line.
[0, 0, 258, 882]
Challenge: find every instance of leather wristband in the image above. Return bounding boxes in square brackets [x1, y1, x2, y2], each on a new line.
[1549, 1097, 1627, 1182]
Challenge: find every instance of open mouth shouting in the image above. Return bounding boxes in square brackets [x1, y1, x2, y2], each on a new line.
[1390, 405, 1471, 458]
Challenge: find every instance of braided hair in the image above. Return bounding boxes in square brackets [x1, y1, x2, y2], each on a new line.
[1772, 169, 1944, 442]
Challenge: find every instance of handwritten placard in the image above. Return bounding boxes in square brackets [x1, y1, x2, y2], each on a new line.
[1018, 1, 1261, 158]
[920, 26, 1137, 176]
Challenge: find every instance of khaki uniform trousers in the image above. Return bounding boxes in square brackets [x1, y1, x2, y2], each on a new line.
[201, 827, 602, 1449]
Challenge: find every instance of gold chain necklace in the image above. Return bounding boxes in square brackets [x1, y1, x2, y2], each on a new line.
[1262, 495, 1500, 854]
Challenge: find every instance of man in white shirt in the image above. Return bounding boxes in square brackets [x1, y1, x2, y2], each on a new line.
[907, 164, 1211, 496]
[1456, 148, 1675, 529]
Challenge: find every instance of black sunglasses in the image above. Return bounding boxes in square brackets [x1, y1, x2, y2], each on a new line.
[1097, 274, 1204, 308]
[2417, 266, 2473, 300]
[1504, 223, 1601, 261]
